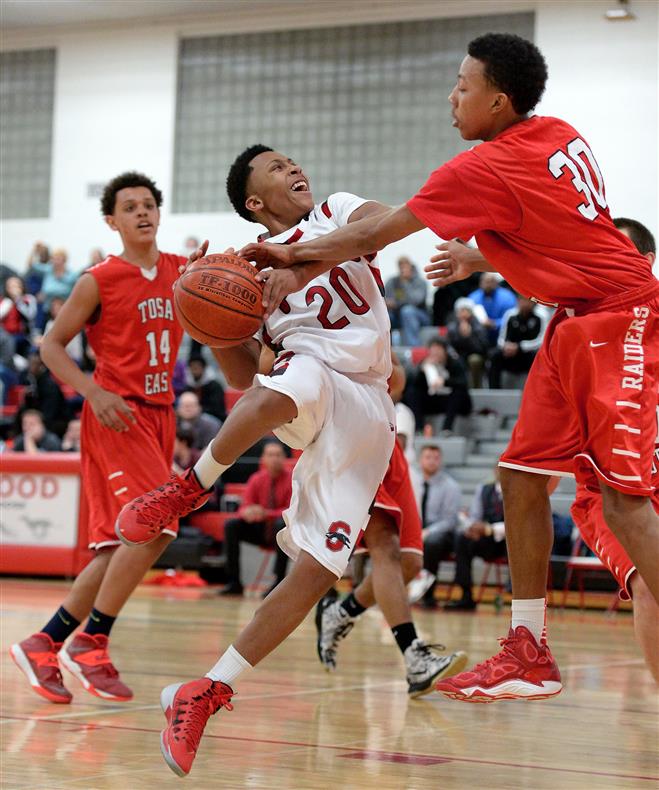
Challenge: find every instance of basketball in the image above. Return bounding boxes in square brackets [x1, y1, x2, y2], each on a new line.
[173, 253, 264, 347]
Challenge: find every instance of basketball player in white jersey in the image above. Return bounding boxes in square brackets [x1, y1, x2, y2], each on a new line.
[115, 146, 463, 776]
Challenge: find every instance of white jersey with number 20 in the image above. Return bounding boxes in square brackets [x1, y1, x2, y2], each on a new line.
[260, 192, 392, 384]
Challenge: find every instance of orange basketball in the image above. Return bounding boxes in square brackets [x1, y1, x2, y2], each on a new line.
[173, 253, 264, 347]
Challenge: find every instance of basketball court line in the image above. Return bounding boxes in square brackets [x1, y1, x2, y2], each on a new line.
[2, 713, 657, 783]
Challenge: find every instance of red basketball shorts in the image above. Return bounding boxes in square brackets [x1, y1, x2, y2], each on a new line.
[360, 439, 423, 555]
[81, 399, 177, 549]
[500, 287, 658, 496]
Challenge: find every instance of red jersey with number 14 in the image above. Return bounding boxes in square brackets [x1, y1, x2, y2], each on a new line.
[407, 115, 656, 309]
[85, 253, 185, 405]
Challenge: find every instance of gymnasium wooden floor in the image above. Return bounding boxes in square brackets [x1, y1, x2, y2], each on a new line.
[1, 579, 657, 789]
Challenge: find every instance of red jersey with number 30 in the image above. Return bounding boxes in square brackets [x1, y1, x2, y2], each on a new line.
[85, 253, 185, 405]
[407, 115, 655, 308]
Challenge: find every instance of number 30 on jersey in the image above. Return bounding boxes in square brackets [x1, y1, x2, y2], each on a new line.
[548, 138, 607, 221]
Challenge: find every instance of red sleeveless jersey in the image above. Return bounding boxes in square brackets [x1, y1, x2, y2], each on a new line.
[408, 115, 656, 309]
[85, 253, 185, 405]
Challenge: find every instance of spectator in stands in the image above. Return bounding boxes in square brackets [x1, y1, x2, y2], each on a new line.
[19, 352, 69, 437]
[173, 426, 201, 473]
[613, 217, 657, 279]
[489, 296, 548, 389]
[446, 297, 489, 388]
[38, 249, 77, 311]
[409, 444, 462, 608]
[12, 409, 61, 453]
[0, 276, 37, 358]
[35, 297, 84, 365]
[0, 327, 18, 403]
[185, 356, 226, 422]
[220, 440, 292, 598]
[432, 267, 481, 327]
[182, 236, 200, 257]
[385, 256, 430, 345]
[88, 248, 105, 267]
[25, 242, 51, 295]
[468, 272, 517, 345]
[61, 418, 81, 452]
[444, 466, 506, 611]
[0, 262, 19, 294]
[176, 390, 222, 450]
[411, 338, 472, 434]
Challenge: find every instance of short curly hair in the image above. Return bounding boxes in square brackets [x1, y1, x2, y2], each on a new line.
[468, 33, 548, 115]
[226, 144, 273, 222]
[100, 171, 163, 216]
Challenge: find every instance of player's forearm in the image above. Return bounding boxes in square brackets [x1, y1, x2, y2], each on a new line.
[289, 205, 421, 264]
[40, 335, 96, 398]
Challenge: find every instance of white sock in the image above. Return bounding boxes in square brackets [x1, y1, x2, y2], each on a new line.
[206, 644, 252, 686]
[193, 445, 231, 489]
[511, 598, 546, 643]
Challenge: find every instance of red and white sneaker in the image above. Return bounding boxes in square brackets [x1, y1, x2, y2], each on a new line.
[59, 633, 133, 701]
[436, 626, 562, 703]
[10, 633, 72, 704]
[115, 468, 210, 546]
[160, 677, 234, 777]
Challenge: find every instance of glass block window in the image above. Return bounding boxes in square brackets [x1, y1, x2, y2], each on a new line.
[0, 48, 56, 219]
[173, 13, 534, 213]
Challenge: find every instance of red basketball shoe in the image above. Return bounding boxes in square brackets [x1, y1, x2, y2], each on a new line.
[160, 677, 234, 777]
[115, 468, 210, 546]
[436, 626, 562, 703]
[10, 633, 72, 704]
[59, 633, 133, 701]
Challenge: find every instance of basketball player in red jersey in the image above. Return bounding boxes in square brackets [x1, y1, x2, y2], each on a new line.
[242, 33, 659, 703]
[315, 353, 468, 696]
[10, 172, 188, 704]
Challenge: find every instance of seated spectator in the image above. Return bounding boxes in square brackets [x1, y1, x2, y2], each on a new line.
[409, 444, 462, 608]
[61, 418, 81, 452]
[0, 276, 37, 358]
[220, 440, 292, 598]
[0, 261, 19, 294]
[38, 248, 77, 311]
[489, 296, 548, 389]
[173, 426, 201, 472]
[444, 466, 505, 611]
[446, 298, 490, 388]
[410, 338, 471, 434]
[25, 242, 51, 295]
[88, 248, 105, 268]
[19, 352, 69, 436]
[468, 272, 517, 346]
[0, 327, 18, 402]
[176, 390, 221, 450]
[185, 356, 226, 422]
[12, 409, 61, 453]
[385, 256, 430, 346]
[35, 297, 84, 365]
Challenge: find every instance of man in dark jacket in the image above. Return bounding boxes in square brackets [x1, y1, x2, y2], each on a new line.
[447, 297, 489, 388]
[411, 338, 471, 433]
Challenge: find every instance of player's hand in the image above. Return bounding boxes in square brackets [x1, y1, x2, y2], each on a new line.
[255, 266, 308, 320]
[239, 242, 295, 271]
[178, 239, 209, 274]
[87, 385, 137, 432]
[425, 240, 479, 287]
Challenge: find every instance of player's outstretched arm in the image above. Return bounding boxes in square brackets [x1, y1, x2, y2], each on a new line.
[41, 275, 136, 432]
[425, 241, 494, 287]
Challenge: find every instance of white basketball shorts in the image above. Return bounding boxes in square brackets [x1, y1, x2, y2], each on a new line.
[254, 353, 395, 578]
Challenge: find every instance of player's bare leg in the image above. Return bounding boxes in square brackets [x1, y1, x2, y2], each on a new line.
[93, 533, 175, 615]
[499, 467, 554, 598]
[60, 549, 114, 621]
[629, 572, 659, 683]
[315, 512, 467, 695]
[436, 466, 561, 702]
[599, 485, 659, 605]
[208, 387, 297, 466]
[233, 550, 336, 665]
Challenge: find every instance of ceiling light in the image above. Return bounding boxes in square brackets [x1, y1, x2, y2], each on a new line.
[605, 0, 635, 20]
